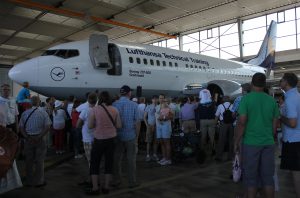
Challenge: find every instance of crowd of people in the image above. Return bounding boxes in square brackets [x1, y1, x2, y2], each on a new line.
[0, 72, 299, 198]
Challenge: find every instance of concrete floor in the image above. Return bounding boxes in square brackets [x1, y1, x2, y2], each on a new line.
[1, 152, 297, 198]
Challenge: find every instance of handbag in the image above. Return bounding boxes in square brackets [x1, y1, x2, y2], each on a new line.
[232, 152, 241, 183]
[0, 126, 18, 178]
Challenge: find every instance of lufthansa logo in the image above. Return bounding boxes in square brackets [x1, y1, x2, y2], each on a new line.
[50, 67, 65, 81]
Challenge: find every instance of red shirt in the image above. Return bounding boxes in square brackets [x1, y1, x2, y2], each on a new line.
[71, 110, 80, 128]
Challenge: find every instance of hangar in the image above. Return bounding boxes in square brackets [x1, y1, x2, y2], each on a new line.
[0, 0, 299, 198]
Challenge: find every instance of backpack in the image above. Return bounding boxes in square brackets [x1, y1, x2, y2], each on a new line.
[222, 104, 234, 124]
[0, 126, 19, 178]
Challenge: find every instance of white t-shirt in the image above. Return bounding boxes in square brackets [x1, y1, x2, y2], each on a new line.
[215, 102, 231, 121]
[137, 103, 146, 121]
[199, 89, 212, 104]
[76, 101, 89, 113]
[79, 107, 94, 143]
[0, 96, 18, 125]
[52, 109, 67, 130]
[67, 103, 73, 118]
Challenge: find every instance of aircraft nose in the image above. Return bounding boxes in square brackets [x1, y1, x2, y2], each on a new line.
[9, 58, 38, 85]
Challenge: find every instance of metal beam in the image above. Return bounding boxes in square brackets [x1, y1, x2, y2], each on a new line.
[8, 0, 176, 39]
[237, 19, 244, 61]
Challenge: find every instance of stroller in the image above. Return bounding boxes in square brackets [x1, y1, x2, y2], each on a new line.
[171, 130, 206, 164]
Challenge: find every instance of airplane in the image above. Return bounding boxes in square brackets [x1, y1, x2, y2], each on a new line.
[8, 21, 277, 100]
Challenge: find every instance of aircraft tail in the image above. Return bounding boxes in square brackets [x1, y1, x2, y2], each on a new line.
[247, 20, 277, 72]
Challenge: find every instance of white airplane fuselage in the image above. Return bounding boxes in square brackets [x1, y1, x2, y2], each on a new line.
[9, 39, 266, 100]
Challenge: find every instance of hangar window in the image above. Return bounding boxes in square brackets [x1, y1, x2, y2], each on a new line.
[199, 66, 202, 70]
[207, 28, 213, 38]
[175, 63, 178, 67]
[150, 59, 154, 65]
[186, 64, 189, 68]
[195, 65, 198, 69]
[169, 62, 173, 67]
[277, 11, 285, 23]
[143, 58, 148, 65]
[136, 58, 141, 64]
[163, 61, 166, 66]
[156, 60, 160, 66]
[129, 57, 134, 63]
[190, 65, 193, 68]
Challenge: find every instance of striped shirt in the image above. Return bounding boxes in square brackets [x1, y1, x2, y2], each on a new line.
[19, 107, 52, 135]
[113, 97, 138, 141]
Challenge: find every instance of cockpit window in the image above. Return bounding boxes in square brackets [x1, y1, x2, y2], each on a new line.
[41, 49, 79, 59]
[42, 50, 57, 56]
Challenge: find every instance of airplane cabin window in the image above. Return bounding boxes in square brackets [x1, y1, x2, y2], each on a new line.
[163, 61, 166, 66]
[186, 64, 189, 68]
[169, 62, 172, 67]
[195, 65, 198, 69]
[129, 57, 134, 63]
[137, 58, 141, 64]
[156, 60, 160, 66]
[175, 63, 178, 67]
[190, 65, 193, 68]
[143, 58, 148, 65]
[150, 59, 154, 65]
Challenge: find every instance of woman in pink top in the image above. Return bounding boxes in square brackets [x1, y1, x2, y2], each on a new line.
[87, 91, 121, 195]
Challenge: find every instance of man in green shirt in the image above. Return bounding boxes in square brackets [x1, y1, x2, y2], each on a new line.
[235, 73, 279, 198]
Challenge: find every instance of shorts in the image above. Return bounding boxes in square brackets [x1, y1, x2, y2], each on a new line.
[145, 124, 155, 143]
[182, 120, 196, 133]
[156, 121, 171, 139]
[242, 144, 275, 187]
[280, 141, 300, 171]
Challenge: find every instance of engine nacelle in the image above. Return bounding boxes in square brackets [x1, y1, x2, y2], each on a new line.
[207, 80, 242, 99]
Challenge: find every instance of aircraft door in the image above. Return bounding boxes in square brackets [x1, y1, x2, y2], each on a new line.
[107, 44, 122, 76]
[89, 34, 112, 69]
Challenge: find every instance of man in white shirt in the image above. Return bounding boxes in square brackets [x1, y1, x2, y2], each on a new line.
[199, 89, 212, 104]
[0, 84, 19, 134]
[67, 95, 75, 119]
[215, 96, 234, 162]
[77, 93, 97, 165]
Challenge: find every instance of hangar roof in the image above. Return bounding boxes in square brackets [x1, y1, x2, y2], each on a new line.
[0, 0, 298, 65]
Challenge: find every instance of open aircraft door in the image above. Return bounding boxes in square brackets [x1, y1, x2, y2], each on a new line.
[89, 34, 112, 69]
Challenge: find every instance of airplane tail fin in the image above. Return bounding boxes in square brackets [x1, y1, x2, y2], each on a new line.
[247, 20, 277, 73]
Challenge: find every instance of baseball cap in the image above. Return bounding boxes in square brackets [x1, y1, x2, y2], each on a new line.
[120, 85, 132, 95]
